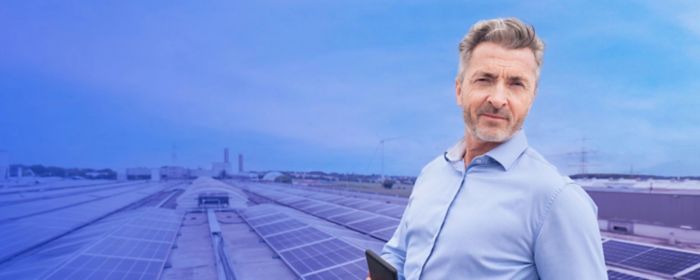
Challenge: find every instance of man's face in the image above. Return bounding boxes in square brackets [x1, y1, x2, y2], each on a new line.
[456, 42, 538, 143]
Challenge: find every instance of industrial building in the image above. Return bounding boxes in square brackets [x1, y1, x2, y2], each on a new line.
[125, 167, 153, 180]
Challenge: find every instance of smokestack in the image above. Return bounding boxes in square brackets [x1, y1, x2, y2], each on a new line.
[238, 154, 244, 173]
[224, 148, 229, 164]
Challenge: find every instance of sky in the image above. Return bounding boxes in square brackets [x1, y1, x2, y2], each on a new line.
[1, 0, 700, 176]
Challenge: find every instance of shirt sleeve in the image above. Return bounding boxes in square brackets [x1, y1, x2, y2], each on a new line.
[534, 184, 607, 279]
[380, 197, 411, 280]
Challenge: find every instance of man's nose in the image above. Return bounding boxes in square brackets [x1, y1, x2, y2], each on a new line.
[487, 82, 508, 109]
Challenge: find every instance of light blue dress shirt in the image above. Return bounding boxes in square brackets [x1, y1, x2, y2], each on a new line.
[381, 131, 607, 279]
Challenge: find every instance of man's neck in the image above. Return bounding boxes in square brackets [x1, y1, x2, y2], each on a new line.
[463, 133, 502, 166]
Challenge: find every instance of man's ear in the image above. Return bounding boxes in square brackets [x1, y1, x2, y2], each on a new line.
[455, 79, 463, 107]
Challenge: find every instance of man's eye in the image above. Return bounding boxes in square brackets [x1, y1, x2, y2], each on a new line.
[475, 78, 490, 83]
[511, 82, 525, 88]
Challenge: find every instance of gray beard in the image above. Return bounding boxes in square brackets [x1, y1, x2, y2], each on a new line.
[463, 108, 522, 143]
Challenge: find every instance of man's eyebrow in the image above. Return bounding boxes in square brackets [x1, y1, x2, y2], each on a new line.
[471, 71, 497, 79]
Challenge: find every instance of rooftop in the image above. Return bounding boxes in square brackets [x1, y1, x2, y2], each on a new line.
[0, 177, 698, 279]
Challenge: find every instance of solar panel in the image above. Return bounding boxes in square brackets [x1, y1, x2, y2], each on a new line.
[620, 248, 700, 275]
[43, 255, 162, 280]
[340, 199, 369, 208]
[328, 196, 353, 203]
[112, 226, 177, 242]
[86, 237, 170, 260]
[256, 219, 306, 237]
[33, 242, 86, 260]
[277, 197, 305, 204]
[307, 193, 335, 200]
[266, 227, 333, 251]
[312, 206, 345, 218]
[304, 259, 367, 280]
[243, 207, 279, 219]
[129, 219, 180, 231]
[370, 227, 397, 242]
[681, 267, 700, 280]
[607, 270, 649, 280]
[286, 199, 312, 209]
[280, 239, 363, 276]
[376, 205, 406, 218]
[304, 204, 334, 215]
[603, 240, 654, 264]
[355, 202, 393, 213]
[246, 213, 287, 226]
[347, 216, 399, 233]
[327, 211, 371, 224]
[296, 201, 324, 211]
[0, 183, 167, 263]
[3, 207, 183, 280]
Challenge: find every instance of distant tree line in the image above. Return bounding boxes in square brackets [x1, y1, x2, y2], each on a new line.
[9, 164, 116, 180]
[571, 173, 700, 181]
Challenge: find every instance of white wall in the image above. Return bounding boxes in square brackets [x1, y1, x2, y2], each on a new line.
[599, 218, 700, 244]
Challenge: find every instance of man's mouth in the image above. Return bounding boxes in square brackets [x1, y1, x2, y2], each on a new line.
[480, 113, 508, 121]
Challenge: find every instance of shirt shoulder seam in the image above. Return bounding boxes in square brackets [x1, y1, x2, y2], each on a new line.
[533, 182, 576, 242]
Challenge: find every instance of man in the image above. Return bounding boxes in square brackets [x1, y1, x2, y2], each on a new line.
[376, 18, 607, 279]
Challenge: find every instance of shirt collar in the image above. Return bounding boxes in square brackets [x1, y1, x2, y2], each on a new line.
[443, 130, 529, 171]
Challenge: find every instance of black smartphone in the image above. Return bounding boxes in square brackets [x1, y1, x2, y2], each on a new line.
[365, 249, 398, 280]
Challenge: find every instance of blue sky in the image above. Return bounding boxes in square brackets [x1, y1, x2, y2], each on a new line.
[1, 0, 700, 176]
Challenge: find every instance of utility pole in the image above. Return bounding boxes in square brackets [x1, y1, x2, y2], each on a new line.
[556, 137, 597, 175]
[379, 137, 400, 181]
[571, 137, 596, 174]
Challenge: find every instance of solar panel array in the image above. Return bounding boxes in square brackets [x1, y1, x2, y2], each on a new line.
[238, 181, 700, 280]
[0, 181, 171, 265]
[240, 206, 368, 280]
[0, 207, 182, 280]
[240, 184, 403, 242]
[603, 239, 700, 278]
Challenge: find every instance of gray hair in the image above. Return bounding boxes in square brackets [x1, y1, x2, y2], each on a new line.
[456, 18, 545, 82]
